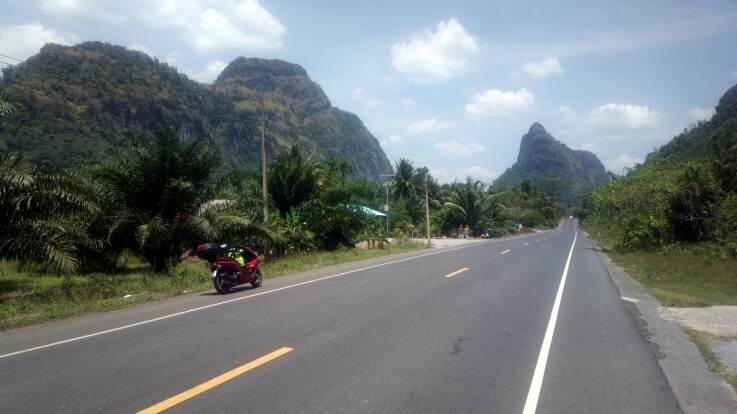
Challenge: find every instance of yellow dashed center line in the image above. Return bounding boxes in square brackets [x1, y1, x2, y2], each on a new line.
[137, 347, 293, 414]
[445, 268, 469, 278]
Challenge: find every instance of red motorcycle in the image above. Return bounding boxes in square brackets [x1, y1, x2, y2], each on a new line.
[195, 243, 263, 294]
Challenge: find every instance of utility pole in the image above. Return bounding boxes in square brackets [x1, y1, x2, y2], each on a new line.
[379, 173, 393, 236]
[261, 117, 270, 260]
[261, 117, 269, 220]
[424, 173, 431, 246]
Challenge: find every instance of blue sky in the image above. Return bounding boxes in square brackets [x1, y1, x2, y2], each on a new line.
[2, 0, 736, 183]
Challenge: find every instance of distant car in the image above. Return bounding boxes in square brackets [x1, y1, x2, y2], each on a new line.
[569, 216, 573, 219]
[481, 232, 492, 239]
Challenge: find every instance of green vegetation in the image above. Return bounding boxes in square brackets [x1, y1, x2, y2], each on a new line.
[0, 152, 97, 274]
[0, 42, 391, 179]
[585, 221, 736, 307]
[384, 159, 563, 239]
[581, 82, 737, 306]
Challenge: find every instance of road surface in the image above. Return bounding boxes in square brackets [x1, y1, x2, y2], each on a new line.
[1, 220, 688, 412]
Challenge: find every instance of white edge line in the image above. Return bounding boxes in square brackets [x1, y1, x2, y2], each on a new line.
[1, 244, 474, 359]
[522, 229, 577, 414]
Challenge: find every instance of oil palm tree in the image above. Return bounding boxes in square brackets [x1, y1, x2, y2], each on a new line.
[94, 126, 274, 272]
[0, 153, 97, 274]
[268, 145, 319, 217]
[0, 89, 19, 116]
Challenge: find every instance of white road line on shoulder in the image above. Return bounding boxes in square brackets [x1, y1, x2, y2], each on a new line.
[522, 229, 577, 414]
[1, 245, 472, 359]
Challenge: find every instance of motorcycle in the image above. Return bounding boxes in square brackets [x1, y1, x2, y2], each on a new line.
[195, 243, 263, 294]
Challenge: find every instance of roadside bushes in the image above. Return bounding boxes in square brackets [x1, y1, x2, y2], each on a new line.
[586, 156, 736, 253]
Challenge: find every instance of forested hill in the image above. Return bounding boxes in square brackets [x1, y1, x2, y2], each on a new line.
[0, 42, 391, 179]
[492, 123, 607, 206]
[653, 83, 737, 161]
[585, 82, 737, 250]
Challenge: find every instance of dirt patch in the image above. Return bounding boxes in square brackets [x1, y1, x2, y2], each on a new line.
[659, 306, 737, 373]
[659, 306, 737, 337]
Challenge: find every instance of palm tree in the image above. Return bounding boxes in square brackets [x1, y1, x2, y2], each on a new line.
[268, 145, 319, 217]
[324, 156, 353, 180]
[0, 89, 19, 116]
[93, 126, 266, 272]
[0, 153, 97, 274]
[442, 177, 497, 236]
[391, 158, 418, 201]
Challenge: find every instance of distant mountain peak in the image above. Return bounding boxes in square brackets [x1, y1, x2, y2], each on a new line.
[528, 122, 548, 134]
[518, 122, 557, 163]
[215, 57, 331, 116]
[216, 57, 309, 87]
[493, 123, 607, 206]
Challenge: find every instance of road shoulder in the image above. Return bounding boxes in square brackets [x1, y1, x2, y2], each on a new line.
[582, 231, 737, 414]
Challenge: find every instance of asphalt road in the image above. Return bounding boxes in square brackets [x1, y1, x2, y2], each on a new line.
[1, 220, 685, 413]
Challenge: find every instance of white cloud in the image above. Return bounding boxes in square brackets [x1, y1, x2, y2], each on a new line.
[465, 88, 534, 120]
[573, 142, 606, 155]
[128, 44, 156, 59]
[0, 22, 78, 66]
[39, 0, 286, 53]
[401, 97, 418, 110]
[381, 134, 401, 147]
[40, 0, 129, 23]
[434, 140, 487, 156]
[166, 51, 183, 66]
[391, 18, 479, 83]
[353, 88, 381, 108]
[187, 1, 286, 53]
[459, 166, 498, 184]
[603, 155, 644, 174]
[407, 119, 455, 135]
[558, 105, 577, 123]
[689, 107, 715, 121]
[584, 103, 659, 130]
[519, 57, 563, 78]
[186, 59, 228, 83]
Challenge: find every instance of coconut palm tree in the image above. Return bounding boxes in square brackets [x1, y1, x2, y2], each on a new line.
[442, 177, 498, 236]
[391, 158, 418, 201]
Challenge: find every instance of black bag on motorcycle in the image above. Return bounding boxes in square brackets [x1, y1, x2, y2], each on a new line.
[195, 243, 219, 261]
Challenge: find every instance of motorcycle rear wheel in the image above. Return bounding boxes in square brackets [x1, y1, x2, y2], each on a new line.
[213, 273, 234, 294]
[251, 269, 263, 288]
